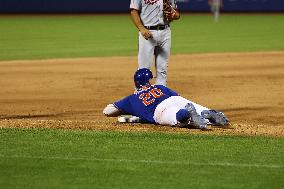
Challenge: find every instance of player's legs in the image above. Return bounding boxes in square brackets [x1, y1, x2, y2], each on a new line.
[184, 103, 208, 130]
[201, 109, 229, 126]
[214, 5, 220, 22]
[211, 1, 220, 22]
[155, 28, 171, 86]
[138, 32, 156, 70]
[153, 96, 209, 126]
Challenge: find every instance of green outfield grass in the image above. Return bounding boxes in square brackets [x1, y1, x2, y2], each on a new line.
[0, 128, 283, 189]
[0, 14, 283, 60]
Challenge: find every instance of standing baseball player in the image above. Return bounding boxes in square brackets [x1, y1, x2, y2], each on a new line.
[103, 68, 229, 130]
[208, 0, 223, 22]
[130, 0, 180, 86]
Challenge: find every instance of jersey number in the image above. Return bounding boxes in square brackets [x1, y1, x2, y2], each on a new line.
[139, 88, 164, 106]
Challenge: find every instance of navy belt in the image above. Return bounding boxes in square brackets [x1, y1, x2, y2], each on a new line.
[145, 25, 170, 30]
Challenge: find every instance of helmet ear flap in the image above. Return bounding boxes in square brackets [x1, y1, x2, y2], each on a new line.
[134, 68, 153, 88]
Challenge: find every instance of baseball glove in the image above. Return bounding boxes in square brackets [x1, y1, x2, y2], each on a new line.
[163, 0, 176, 22]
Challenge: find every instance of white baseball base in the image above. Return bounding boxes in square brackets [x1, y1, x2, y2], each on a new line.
[118, 115, 141, 123]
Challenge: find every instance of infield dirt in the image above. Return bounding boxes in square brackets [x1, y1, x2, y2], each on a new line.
[0, 52, 283, 136]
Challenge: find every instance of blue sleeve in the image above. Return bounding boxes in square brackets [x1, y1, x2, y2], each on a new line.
[113, 95, 134, 114]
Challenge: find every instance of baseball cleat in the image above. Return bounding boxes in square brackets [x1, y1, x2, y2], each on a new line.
[201, 110, 229, 126]
[118, 115, 141, 123]
[185, 103, 208, 130]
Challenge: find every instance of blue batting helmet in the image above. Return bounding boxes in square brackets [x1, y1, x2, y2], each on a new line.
[134, 68, 153, 88]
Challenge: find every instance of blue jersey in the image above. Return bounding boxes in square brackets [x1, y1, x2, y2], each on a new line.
[114, 85, 179, 123]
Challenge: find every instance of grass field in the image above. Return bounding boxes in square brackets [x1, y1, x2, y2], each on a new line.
[1, 128, 284, 189]
[0, 14, 284, 60]
[0, 14, 284, 188]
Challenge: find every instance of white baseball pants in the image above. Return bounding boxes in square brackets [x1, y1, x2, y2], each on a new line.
[153, 96, 209, 126]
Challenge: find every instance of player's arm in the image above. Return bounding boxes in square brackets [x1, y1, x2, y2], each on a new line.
[171, 0, 180, 20]
[104, 95, 134, 117]
[164, 0, 180, 21]
[103, 104, 124, 117]
[130, 9, 153, 40]
[172, 9, 180, 21]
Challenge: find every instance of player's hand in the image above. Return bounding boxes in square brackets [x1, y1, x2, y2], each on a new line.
[164, 9, 179, 21]
[139, 27, 153, 40]
[171, 9, 180, 20]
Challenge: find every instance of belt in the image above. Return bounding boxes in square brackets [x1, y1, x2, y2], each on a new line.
[145, 25, 170, 30]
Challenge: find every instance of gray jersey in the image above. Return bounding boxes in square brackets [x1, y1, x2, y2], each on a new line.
[130, 0, 177, 26]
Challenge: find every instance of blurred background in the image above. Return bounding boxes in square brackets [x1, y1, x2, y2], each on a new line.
[0, 0, 283, 13]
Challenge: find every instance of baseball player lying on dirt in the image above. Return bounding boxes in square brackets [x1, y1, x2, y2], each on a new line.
[103, 68, 229, 130]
